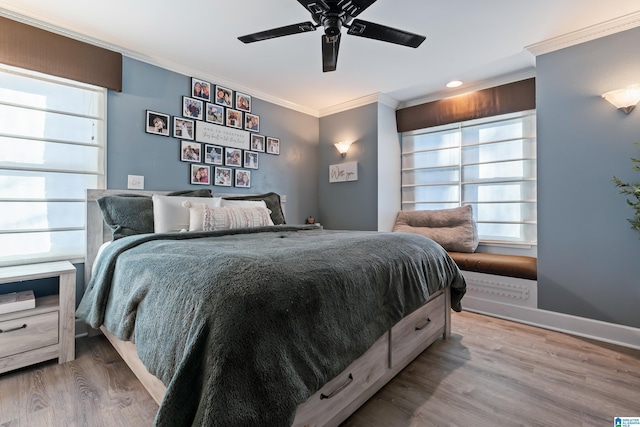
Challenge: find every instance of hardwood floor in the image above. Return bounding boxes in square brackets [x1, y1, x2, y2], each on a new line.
[0, 311, 638, 426]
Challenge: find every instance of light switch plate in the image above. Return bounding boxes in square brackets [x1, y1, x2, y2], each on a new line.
[127, 175, 144, 190]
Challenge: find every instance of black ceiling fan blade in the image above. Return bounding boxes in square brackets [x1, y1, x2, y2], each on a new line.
[297, 0, 330, 16]
[238, 21, 317, 43]
[322, 34, 341, 72]
[297, 0, 378, 18]
[338, 0, 378, 17]
[347, 19, 425, 48]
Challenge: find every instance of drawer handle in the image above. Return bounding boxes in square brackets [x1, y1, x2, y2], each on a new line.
[320, 374, 353, 400]
[0, 324, 27, 334]
[415, 318, 431, 331]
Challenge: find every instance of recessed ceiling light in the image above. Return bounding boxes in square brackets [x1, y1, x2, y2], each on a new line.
[446, 80, 463, 88]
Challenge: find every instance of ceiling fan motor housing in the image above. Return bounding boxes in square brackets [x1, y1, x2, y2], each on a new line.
[321, 12, 347, 37]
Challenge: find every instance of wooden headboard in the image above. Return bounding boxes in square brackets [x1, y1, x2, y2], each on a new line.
[84, 189, 286, 289]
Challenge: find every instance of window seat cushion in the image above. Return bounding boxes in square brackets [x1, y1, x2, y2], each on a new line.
[447, 251, 537, 281]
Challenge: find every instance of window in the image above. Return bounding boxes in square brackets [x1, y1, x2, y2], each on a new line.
[401, 110, 536, 244]
[0, 64, 106, 267]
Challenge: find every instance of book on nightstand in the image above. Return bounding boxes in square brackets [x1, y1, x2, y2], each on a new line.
[0, 290, 36, 315]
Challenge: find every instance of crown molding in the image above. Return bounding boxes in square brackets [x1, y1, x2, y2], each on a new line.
[0, 7, 320, 117]
[526, 11, 640, 57]
[398, 68, 536, 109]
[318, 92, 399, 117]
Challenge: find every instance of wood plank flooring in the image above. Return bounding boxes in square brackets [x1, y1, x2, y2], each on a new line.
[0, 311, 638, 426]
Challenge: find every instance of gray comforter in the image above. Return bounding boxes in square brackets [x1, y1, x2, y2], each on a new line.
[76, 225, 466, 426]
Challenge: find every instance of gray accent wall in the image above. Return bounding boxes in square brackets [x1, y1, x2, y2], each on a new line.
[537, 27, 640, 328]
[107, 56, 319, 224]
[318, 103, 379, 230]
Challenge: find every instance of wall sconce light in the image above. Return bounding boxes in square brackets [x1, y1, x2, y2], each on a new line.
[334, 141, 352, 158]
[602, 84, 640, 114]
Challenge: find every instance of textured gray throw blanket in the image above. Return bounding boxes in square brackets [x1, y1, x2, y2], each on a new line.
[77, 226, 466, 426]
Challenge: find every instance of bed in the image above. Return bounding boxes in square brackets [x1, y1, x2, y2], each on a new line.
[78, 189, 467, 427]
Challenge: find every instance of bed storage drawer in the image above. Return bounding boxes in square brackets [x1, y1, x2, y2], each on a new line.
[390, 292, 445, 370]
[293, 332, 388, 427]
[0, 311, 59, 359]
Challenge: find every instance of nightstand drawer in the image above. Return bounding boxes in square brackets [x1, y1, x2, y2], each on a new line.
[0, 311, 59, 358]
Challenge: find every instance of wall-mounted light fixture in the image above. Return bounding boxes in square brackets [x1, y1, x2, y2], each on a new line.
[602, 84, 640, 114]
[334, 141, 352, 158]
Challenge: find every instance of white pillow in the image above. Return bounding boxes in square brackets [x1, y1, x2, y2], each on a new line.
[152, 194, 221, 233]
[220, 199, 268, 209]
[185, 203, 274, 231]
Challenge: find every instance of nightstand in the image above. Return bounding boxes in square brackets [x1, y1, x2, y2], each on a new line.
[0, 261, 76, 374]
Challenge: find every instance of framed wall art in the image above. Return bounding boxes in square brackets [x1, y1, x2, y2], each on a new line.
[190, 164, 210, 185]
[235, 169, 251, 188]
[214, 166, 232, 186]
[250, 134, 265, 152]
[204, 144, 223, 165]
[173, 117, 194, 140]
[235, 92, 251, 112]
[183, 96, 203, 120]
[181, 141, 201, 162]
[266, 137, 280, 155]
[205, 103, 224, 125]
[244, 151, 259, 169]
[225, 147, 242, 167]
[215, 85, 233, 107]
[226, 108, 242, 129]
[191, 78, 211, 102]
[244, 113, 259, 132]
[145, 110, 170, 136]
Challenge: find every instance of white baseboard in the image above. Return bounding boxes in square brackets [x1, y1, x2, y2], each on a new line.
[463, 295, 640, 350]
[75, 318, 89, 338]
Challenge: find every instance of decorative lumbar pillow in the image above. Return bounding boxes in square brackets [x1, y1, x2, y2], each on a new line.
[153, 194, 222, 233]
[184, 203, 274, 231]
[392, 205, 479, 253]
[221, 192, 286, 225]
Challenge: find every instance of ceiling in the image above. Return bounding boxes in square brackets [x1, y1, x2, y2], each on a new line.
[1, 0, 640, 116]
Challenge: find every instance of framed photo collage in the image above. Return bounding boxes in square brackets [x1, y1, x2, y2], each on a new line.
[144, 77, 281, 188]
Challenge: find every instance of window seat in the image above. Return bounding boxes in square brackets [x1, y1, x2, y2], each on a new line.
[447, 252, 537, 280]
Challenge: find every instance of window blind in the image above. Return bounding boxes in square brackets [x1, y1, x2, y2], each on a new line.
[401, 110, 536, 244]
[0, 64, 106, 266]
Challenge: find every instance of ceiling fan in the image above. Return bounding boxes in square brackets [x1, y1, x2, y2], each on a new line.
[238, 0, 426, 72]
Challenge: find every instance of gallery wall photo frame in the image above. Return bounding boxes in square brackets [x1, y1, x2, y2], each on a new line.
[183, 96, 203, 121]
[190, 164, 210, 185]
[250, 134, 265, 152]
[204, 144, 223, 165]
[226, 108, 243, 129]
[173, 117, 194, 140]
[235, 92, 251, 112]
[205, 103, 224, 125]
[266, 137, 280, 155]
[244, 113, 259, 133]
[244, 151, 259, 169]
[235, 169, 251, 188]
[180, 141, 201, 163]
[214, 166, 232, 186]
[215, 85, 233, 107]
[225, 147, 242, 167]
[145, 110, 170, 137]
[191, 78, 211, 102]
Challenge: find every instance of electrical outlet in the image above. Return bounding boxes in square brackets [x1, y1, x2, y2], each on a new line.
[127, 175, 144, 190]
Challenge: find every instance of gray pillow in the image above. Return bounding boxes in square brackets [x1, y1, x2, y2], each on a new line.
[392, 205, 479, 253]
[97, 189, 213, 240]
[222, 192, 286, 225]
